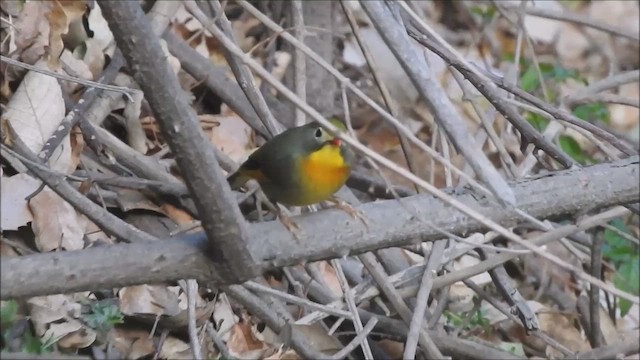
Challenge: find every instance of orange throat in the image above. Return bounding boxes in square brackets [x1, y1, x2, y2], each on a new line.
[300, 144, 350, 202]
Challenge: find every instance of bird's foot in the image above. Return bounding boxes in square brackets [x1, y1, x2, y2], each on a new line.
[329, 198, 369, 227]
[278, 212, 302, 241]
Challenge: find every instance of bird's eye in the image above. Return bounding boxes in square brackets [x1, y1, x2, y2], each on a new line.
[314, 128, 323, 138]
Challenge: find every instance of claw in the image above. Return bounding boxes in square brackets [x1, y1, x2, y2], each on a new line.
[329, 198, 369, 227]
[278, 212, 302, 241]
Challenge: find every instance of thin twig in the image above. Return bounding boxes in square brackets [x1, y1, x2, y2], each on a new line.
[3, 159, 638, 299]
[184, 279, 203, 360]
[39, 53, 126, 162]
[243, 281, 353, 319]
[151, 329, 169, 360]
[477, 67, 638, 156]
[568, 94, 640, 108]
[329, 318, 378, 360]
[601, 223, 640, 246]
[185, 0, 284, 137]
[330, 259, 374, 360]
[0, 55, 137, 101]
[235, 0, 513, 204]
[339, 0, 421, 187]
[225, 285, 329, 359]
[354, 206, 633, 305]
[443, 262, 574, 356]
[406, 27, 575, 168]
[565, 70, 640, 107]
[361, 0, 515, 207]
[498, 3, 640, 42]
[1, 143, 158, 243]
[359, 253, 444, 359]
[403, 240, 448, 359]
[205, 321, 232, 359]
[291, 0, 306, 127]
[99, 0, 256, 283]
[588, 233, 605, 348]
[180, 8, 640, 303]
[502, 97, 623, 161]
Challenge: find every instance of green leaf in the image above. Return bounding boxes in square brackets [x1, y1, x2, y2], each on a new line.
[614, 258, 640, 317]
[526, 112, 549, 131]
[501, 53, 515, 63]
[469, 5, 496, 20]
[22, 330, 44, 354]
[1, 301, 18, 328]
[498, 342, 526, 357]
[558, 135, 591, 164]
[603, 219, 636, 265]
[83, 301, 124, 333]
[538, 63, 555, 78]
[572, 103, 610, 124]
[520, 66, 540, 92]
[443, 311, 464, 327]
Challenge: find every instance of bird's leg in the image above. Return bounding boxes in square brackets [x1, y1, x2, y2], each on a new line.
[327, 196, 369, 227]
[254, 189, 302, 239]
[276, 204, 302, 241]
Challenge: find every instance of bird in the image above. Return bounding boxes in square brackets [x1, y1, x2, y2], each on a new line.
[227, 119, 360, 231]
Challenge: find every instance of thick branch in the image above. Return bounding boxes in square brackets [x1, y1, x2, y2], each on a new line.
[2, 157, 638, 299]
[97, 1, 256, 282]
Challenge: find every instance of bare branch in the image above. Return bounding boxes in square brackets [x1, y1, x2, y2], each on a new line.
[498, 3, 640, 42]
[1, 157, 638, 299]
[361, 1, 515, 207]
[185, 0, 285, 136]
[98, 0, 256, 282]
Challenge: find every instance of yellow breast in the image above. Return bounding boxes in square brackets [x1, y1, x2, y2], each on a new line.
[299, 144, 350, 204]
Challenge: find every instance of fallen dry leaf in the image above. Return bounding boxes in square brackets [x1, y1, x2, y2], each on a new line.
[271, 51, 291, 84]
[610, 83, 640, 135]
[377, 339, 405, 359]
[48, 320, 97, 350]
[109, 328, 156, 360]
[113, 189, 164, 214]
[284, 323, 342, 355]
[264, 348, 301, 360]
[227, 322, 267, 358]
[159, 336, 192, 359]
[0, 241, 20, 257]
[1, 173, 41, 230]
[3, 60, 69, 172]
[161, 203, 194, 225]
[213, 293, 239, 342]
[13, 2, 52, 64]
[448, 282, 476, 314]
[81, 3, 114, 77]
[453, 253, 492, 286]
[128, 336, 156, 360]
[555, 24, 590, 66]
[521, 0, 564, 44]
[78, 214, 114, 246]
[316, 261, 344, 297]
[27, 294, 84, 337]
[28, 187, 85, 252]
[119, 285, 181, 317]
[538, 310, 590, 356]
[206, 114, 255, 164]
[45, 0, 86, 68]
